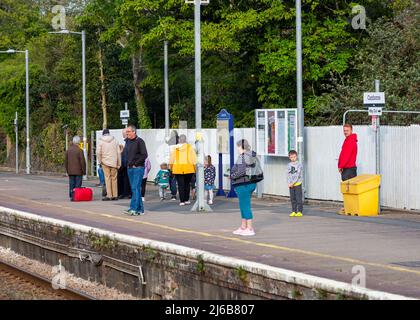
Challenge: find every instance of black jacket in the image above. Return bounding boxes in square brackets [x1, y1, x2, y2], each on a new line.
[126, 136, 148, 167]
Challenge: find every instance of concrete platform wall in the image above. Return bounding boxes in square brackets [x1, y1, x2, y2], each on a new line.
[1, 207, 411, 300]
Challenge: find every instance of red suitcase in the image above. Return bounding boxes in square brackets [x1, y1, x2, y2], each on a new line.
[72, 187, 93, 201]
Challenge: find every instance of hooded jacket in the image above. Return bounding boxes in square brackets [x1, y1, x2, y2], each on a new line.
[97, 135, 121, 169]
[338, 133, 358, 169]
[169, 143, 197, 175]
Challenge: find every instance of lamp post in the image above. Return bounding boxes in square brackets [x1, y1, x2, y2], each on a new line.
[14, 112, 18, 174]
[164, 41, 170, 139]
[296, 0, 305, 201]
[0, 49, 30, 174]
[49, 29, 87, 180]
[186, 0, 211, 212]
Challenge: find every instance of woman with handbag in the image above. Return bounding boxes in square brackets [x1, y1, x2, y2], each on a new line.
[230, 139, 264, 236]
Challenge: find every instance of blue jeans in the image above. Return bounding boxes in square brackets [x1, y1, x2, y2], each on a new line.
[98, 166, 105, 186]
[234, 183, 256, 220]
[170, 174, 177, 196]
[128, 167, 145, 213]
[69, 175, 82, 199]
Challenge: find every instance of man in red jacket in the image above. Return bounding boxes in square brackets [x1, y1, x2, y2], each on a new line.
[338, 124, 358, 181]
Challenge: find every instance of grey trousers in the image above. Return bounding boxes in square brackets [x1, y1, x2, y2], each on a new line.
[289, 184, 303, 213]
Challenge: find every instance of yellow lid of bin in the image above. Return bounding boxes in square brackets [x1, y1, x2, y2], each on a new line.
[340, 174, 381, 195]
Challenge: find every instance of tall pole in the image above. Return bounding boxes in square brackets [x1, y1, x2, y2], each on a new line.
[81, 30, 87, 180]
[65, 129, 68, 151]
[375, 79, 381, 213]
[194, 2, 201, 132]
[164, 41, 170, 138]
[25, 50, 30, 174]
[125, 102, 128, 128]
[15, 112, 18, 174]
[374, 79, 380, 175]
[190, 0, 210, 212]
[296, 0, 305, 200]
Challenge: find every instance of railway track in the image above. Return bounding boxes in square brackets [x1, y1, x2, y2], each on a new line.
[0, 259, 95, 300]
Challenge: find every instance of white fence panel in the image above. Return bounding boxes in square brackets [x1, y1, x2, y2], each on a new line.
[380, 125, 420, 210]
[96, 125, 420, 211]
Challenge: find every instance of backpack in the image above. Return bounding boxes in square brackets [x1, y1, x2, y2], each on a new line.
[247, 154, 264, 183]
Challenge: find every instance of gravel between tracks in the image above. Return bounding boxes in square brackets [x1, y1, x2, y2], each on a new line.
[0, 246, 140, 300]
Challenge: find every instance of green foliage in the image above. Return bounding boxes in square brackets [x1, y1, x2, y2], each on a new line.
[0, 0, 418, 169]
[235, 266, 248, 284]
[196, 254, 205, 274]
[63, 225, 76, 237]
[88, 230, 118, 250]
[311, 2, 420, 125]
[292, 289, 303, 299]
[143, 246, 158, 261]
[315, 288, 328, 300]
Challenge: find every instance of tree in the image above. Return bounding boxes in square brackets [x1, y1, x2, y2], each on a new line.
[311, 2, 420, 125]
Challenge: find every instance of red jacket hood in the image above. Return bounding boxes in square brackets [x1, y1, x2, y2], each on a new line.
[345, 133, 358, 142]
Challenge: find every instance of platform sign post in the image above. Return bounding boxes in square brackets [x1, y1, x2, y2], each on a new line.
[364, 80, 384, 213]
[120, 103, 130, 128]
[216, 109, 236, 198]
[216, 109, 228, 196]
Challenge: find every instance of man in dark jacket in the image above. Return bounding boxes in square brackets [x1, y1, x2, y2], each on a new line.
[118, 128, 132, 199]
[338, 124, 358, 181]
[124, 125, 148, 215]
[65, 136, 86, 200]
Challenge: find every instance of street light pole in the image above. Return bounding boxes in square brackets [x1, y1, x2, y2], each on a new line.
[25, 50, 30, 174]
[0, 49, 31, 174]
[186, 0, 211, 212]
[49, 30, 87, 180]
[296, 0, 305, 200]
[164, 40, 170, 139]
[14, 112, 18, 174]
[81, 30, 87, 180]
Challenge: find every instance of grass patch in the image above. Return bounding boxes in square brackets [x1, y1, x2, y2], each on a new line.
[88, 230, 117, 250]
[315, 288, 328, 300]
[292, 289, 303, 299]
[62, 226, 75, 237]
[235, 266, 248, 284]
[196, 254, 205, 274]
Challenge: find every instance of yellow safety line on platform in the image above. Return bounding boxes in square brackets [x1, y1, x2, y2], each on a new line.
[2, 193, 420, 277]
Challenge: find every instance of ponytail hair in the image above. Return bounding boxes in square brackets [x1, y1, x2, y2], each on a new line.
[236, 139, 251, 151]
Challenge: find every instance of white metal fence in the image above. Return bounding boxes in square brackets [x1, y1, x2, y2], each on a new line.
[97, 125, 420, 211]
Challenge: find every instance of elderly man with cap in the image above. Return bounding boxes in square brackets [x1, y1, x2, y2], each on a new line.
[97, 129, 121, 201]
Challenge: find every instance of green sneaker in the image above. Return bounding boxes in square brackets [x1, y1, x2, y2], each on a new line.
[289, 212, 296, 217]
[124, 209, 137, 216]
